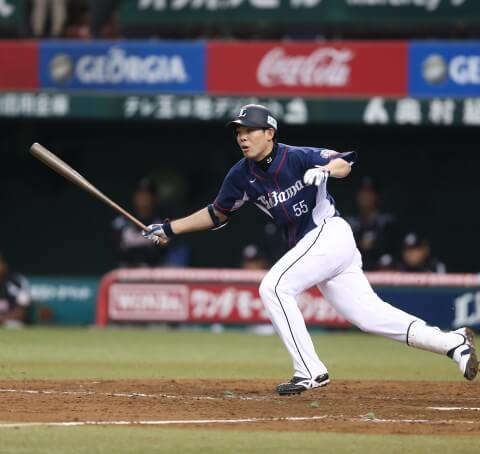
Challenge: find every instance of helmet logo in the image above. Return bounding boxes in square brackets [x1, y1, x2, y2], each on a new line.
[267, 115, 277, 129]
[239, 108, 247, 117]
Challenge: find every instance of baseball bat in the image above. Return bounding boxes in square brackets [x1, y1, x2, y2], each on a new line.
[29, 142, 148, 231]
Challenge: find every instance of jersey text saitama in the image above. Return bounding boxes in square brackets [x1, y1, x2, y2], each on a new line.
[214, 143, 356, 248]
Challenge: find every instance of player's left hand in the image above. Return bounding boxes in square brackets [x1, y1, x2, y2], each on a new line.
[142, 224, 170, 246]
[303, 166, 330, 186]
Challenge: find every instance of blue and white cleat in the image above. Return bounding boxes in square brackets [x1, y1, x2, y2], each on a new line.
[449, 328, 478, 381]
[276, 373, 330, 396]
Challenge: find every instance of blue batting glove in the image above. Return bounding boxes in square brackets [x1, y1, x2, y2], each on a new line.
[142, 224, 169, 246]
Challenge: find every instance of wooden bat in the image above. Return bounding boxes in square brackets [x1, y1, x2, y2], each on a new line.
[29, 142, 148, 231]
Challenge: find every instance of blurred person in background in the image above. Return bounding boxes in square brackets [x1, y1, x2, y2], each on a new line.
[376, 253, 399, 272]
[112, 177, 189, 268]
[346, 176, 398, 271]
[399, 232, 446, 273]
[0, 252, 31, 328]
[89, 0, 119, 38]
[30, 0, 68, 37]
[62, 0, 90, 38]
[240, 244, 268, 270]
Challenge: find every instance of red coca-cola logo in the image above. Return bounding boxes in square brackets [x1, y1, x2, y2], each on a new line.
[207, 42, 408, 96]
[257, 47, 353, 88]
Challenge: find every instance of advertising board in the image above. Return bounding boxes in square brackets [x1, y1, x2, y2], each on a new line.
[208, 42, 407, 97]
[409, 42, 480, 97]
[39, 41, 206, 93]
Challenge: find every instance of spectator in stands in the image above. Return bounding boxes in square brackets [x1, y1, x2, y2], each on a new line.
[0, 252, 31, 328]
[62, 0, 90, 39]
[240, 244, 268, 270]
[376, 253, 399, 272]
[30, 0, 68, 37]
[346, 176, 397, 271]
[89, 0, 119, 38]
[399, 232, 446, 273]
[112, 178, 189, 268]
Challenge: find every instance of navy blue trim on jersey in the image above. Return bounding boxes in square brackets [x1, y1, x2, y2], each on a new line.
[274, 220, 327, 379]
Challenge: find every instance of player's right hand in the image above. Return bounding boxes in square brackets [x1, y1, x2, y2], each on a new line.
[303, 166, 330, 187]
[142, 224, 170, 246]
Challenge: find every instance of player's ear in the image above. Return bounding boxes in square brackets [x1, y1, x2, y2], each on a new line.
[265, 128, 275, 141]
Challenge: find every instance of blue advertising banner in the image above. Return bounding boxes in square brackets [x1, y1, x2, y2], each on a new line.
[376, 287, 480, 331]
[409, 41, 480, 97]
[39, 41, 206, 93]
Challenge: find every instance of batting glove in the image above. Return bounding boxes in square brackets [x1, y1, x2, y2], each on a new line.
[142, 223, 171, 246]
[303, 166, 330, 187]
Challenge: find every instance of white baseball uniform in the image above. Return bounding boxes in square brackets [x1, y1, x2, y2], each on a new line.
[213, 143, 473, 381]
[144, 104, 477, 385]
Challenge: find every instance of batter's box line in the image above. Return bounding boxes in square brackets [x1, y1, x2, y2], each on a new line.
[0, 388, 269, 401]
[2, 387, 479, 404]
[0, 416, 329, 428]
[428, 407, 480, 411]
[0, 415, 478, 429]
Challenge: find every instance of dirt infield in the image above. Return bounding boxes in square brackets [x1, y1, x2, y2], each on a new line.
[0, 379, 479, 434]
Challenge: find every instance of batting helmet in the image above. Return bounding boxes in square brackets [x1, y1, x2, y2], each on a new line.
[227, 104, 278, 131]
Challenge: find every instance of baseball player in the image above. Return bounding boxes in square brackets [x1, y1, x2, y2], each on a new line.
[143, 104, 478, 395]
[0, 252, 31, 328]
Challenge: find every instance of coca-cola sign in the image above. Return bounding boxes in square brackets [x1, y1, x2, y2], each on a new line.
[257, 47, 353, 88]
[208, 41, 407, 96]
[106, 282, 348, 326]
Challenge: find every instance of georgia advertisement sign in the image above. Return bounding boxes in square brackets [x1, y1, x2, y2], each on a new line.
[409, 41, 480, 97]
[39, 40, 206, 93]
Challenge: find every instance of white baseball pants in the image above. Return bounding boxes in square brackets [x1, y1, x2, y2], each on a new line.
[259, 216, 421, 379]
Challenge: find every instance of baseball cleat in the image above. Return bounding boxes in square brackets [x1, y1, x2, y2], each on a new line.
[276, 373, 330, 396]
[448, 328, 478, 381]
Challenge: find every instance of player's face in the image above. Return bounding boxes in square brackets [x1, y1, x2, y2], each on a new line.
[235, 126, 274, 161]
[402, 245, 430, 267]
[133, 190, 156, 219]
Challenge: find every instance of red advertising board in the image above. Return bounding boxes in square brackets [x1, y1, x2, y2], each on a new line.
[103, 279, 348, 326]
[97, 268, 480, 328]
[0, 41, 38, 90]
[207, 41, 407, 97]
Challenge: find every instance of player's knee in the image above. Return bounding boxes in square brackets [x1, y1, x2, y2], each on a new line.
[259, 273, 276, 302]
[260, 273, 295, 303]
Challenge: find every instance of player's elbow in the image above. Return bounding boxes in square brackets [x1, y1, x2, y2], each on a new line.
[342, 164, 352, 178]
[335, 160, 352, 178]
[215, 209, 228, 224]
